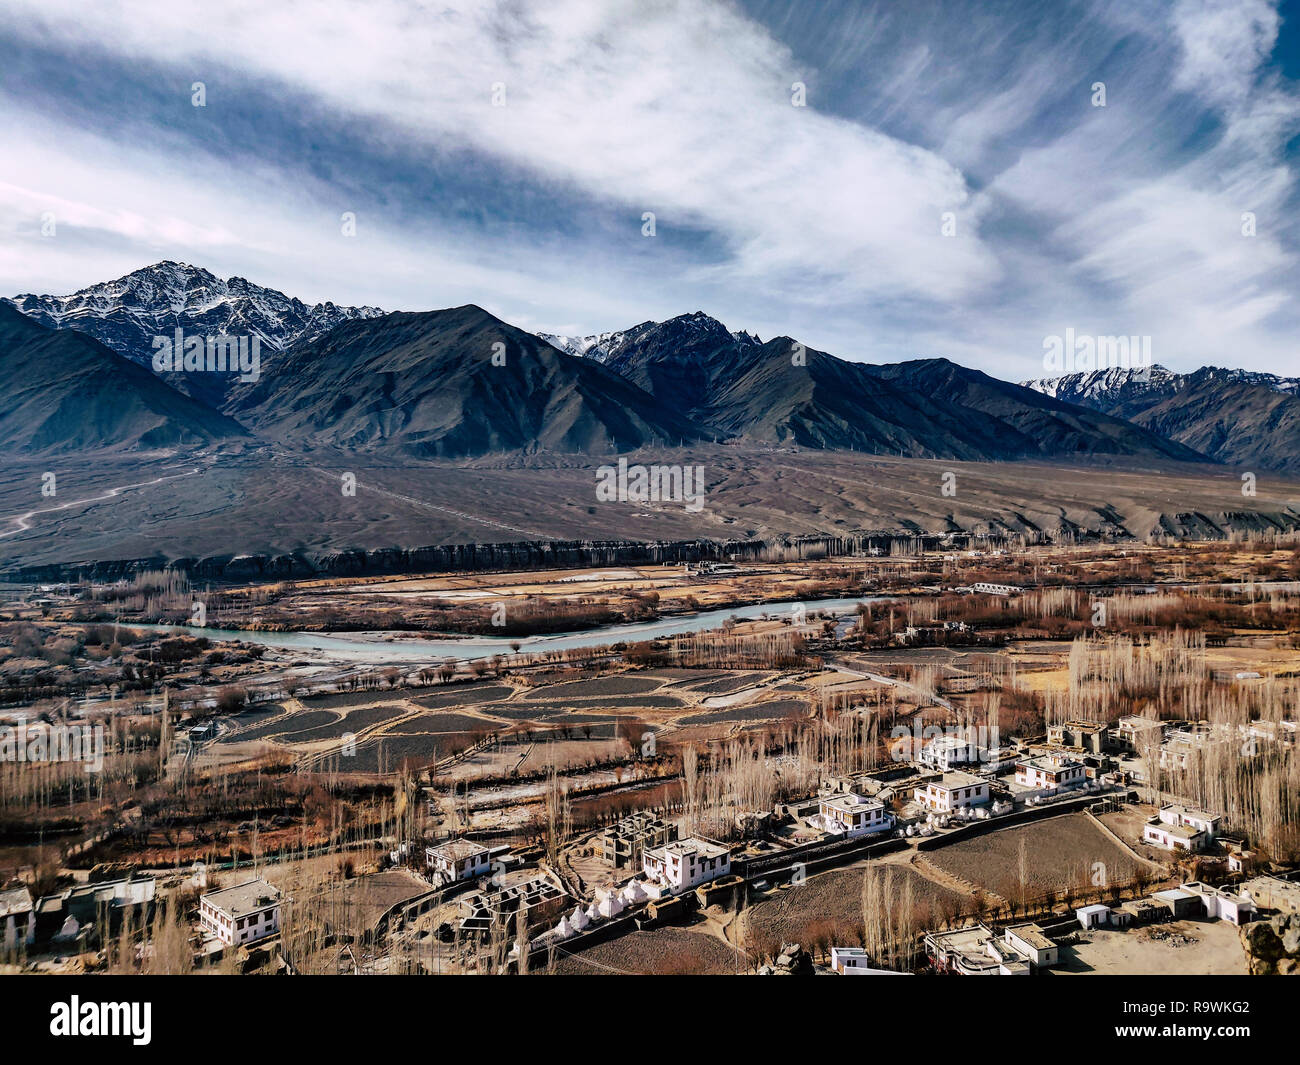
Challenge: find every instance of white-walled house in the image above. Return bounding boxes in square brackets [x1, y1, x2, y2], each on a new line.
[1015, 753, 1086, 793]
[427, 839, 491, 883]
[1113, 715, 1164, 752]
[1076, 903, 1113, 930]
[200, 879, 283, 947]
[1003, 923, 1058, 968]
[1142, 819, 1205, 852]
[1158, 804, 1221, 838]
[642, 837, 729, 895]
[917, 735, 981, 771]
[817, 793, 895, 838]
[830, 946, 909, 975]
[913, 771, 990, 813]
[1182, 882, 1256, 926]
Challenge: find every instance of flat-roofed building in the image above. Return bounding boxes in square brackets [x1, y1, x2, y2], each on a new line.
[459, 875, 569, 937]
[1181, 881, 1256, 926]
[1015, 752, 1086, 793]
[816, 793, 895, 838]
[1113, 715, 1164, 752]
[1151, 888, 1200, 920]
[913, 771, 990, 813]
[1003, 923, 1058, 968]
[1047, 720, 1111, 755]
[200, 879, 282, 947]
[1240, 875, 1300, 915]
[599, 813, 677, 868]
[1157, 804, 1221, 838]
[917, 734, 981, 771]
[1142, 818, 1206, 852]
[925, 924, 1029, 975]
[426, 839, 491, 883]
[642, 837, 730, 895]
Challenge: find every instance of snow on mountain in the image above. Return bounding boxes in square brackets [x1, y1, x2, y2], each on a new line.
[535, 328, 628, 362]
[1024, 364, 1300, 405]
[1021, 364, 1180, 402]
[538, 312, 760, 364]
[6, 261, 384, 366]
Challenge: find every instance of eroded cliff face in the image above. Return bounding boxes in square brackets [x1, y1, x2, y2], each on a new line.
[1240, 914, 1300, 975]
[3, 534, 879, 583]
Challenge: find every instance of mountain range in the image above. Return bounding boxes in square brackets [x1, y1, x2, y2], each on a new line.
[1, 261, 1295, 472]
[0, 302, 246, 454]
[1023, 365, 1300, 471]
[4, 262, 382, 408]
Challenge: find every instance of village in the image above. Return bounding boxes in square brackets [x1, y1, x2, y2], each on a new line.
[1, 538, 1298, 976]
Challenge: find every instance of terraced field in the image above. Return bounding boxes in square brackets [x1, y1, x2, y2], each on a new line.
[387, 711, 504, 734]
[552, 928, 742, 975]
[683, 699, 809, 725]
[525, 676, 665, 699]
[278, 703, 408, 742]
[224, 709, 340, 743]
[740, 865, 966, 947]
[413, 685, 514, 709]
[924, 813, 1149, 898]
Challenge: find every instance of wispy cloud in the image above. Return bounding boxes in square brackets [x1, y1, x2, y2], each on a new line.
[1, 0, 1297, 378]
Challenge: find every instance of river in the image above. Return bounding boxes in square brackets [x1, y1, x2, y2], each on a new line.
[125, 596, 886, 664]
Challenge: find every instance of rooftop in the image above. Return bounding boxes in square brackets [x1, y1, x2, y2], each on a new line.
[1117, 715, 1163, 730]
[1149, 821, 1204, 840]
[1017, 753, 1083, 772]
[0, 885, 33, 918]
[650, 836, 729, 861]
[201, 878, 282, 917]
[1005, 923, 1054, 951]
[429, 839, 489, 861]
[937, 771, 986, 790]
[821, 793, 884, 814]
[1161, 803, 1220, 823]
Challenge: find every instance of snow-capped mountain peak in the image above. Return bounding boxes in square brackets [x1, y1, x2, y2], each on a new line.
[6, 261, 384, 363]
[537, 311, 760, 363]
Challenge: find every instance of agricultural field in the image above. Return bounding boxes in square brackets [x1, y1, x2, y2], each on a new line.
[923, 813, 1156, 900]
[551, 927, 744, 975]
[738, 862, 967, 949]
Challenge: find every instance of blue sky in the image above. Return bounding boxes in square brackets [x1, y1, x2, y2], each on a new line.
[2, 0, 1298, 380]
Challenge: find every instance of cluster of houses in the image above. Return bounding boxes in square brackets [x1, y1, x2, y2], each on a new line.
[0, 875, 158, 956]
[922, 871, 1300, 976]
[925, 921, 1059, 975]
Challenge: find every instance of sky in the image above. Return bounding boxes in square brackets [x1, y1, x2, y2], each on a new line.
[1, 0, 1298, 381]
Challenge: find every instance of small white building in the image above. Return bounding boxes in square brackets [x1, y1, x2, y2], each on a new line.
[1015, 753, 1086, 793]
[829, 946, 908, 975]
[817, 793, 895, 838]
[1182, 882, 1256, 926]
[913, 771, 990, 813]
[1157, 804, 1221, 838]
[1142, 819, 1205, 852]
[1113, 715, 1164, 752]
[642, 837, 730, 895]
[426, 839, 492, 882]
[199, 879, 283, 947]
[1003, 923, 1058, 968]
[1076, 903, 1113, 930]
[918, 734, 981, 771]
